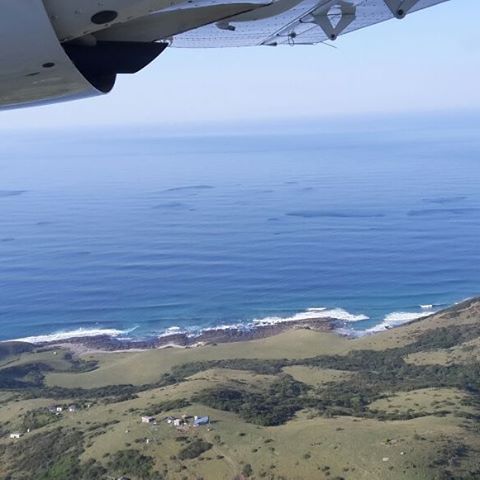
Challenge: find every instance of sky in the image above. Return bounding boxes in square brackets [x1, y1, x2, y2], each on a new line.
[0, 0, 478, 130]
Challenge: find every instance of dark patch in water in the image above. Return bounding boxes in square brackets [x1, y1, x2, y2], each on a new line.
[267, 217, 281, 222]
[0, 190, 26, 197]
[422, 195, 467, 205]
[161, 185, 214, 193]
[36, 221, 52, 226]
[408, 208, 479, 217]
[299, 187, 315, 192]
[286, 210, 385, 219]
[1, 237, 15, 242]
[153, 201, 188, 209]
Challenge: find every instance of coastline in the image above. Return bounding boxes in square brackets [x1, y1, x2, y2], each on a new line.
[4, 300, 465, 356]
[38, 317, 338, 354]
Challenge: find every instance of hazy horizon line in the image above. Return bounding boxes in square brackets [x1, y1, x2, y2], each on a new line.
[2, 107, 479, 137]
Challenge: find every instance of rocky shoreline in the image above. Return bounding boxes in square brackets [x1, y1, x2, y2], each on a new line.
[40, 317, 338, 353]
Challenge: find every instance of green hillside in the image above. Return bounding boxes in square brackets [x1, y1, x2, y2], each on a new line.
[1, 299, 480, 480]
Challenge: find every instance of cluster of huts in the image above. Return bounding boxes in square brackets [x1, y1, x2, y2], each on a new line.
[8, 403, 81, 440]
[141, 414, 210, 429]
[47, 404, 79, 415]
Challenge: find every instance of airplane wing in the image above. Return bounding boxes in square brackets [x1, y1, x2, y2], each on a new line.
[0, 0, 450, 109]
[168, 0, 448, 47]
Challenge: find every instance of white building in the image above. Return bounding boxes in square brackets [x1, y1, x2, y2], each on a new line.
[193, 416, 210, 427]
[9, 433, 22, 439]
[141, 416, 155, 424]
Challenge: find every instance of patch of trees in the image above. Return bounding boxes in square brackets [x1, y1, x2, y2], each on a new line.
[194, 375, 309, 426]
[301, 352, 480, 417]
[108, 449, 158, 479]
[0, 357, 96, 391]
[21, 408, 60, 431]
[2, 372, 173, 406]
[242, 463, 253, 477]
[0, 426, 155, 480]
[0, 362, 51, 389]
[4, 368, 179, 405]
[170, 358, 287, 379]
[177, 439, 212, 460]
[2, 427, 106, 480]
[404, 323, 480, 353]
[426, 441, 480, 480]
[143, 397, 191, 416]
[0, 342, 35, 361]
[66, 355, 98, 373]
[189, 322, 480, 423]
[75, 459, 107, 480]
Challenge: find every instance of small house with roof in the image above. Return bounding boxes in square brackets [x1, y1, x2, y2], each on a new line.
[141, 416, 155, 424]
[193, 416, 210, 427]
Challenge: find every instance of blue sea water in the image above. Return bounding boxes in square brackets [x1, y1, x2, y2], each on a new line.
[0, 115, 479, 342]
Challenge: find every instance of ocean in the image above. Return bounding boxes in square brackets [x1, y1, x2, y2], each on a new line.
[1, 114, 479, 342]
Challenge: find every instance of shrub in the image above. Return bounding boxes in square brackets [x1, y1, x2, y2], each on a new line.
[178, 439, 212, 460]
[108, 449, 155, 479]
[242, 463, 253, 477]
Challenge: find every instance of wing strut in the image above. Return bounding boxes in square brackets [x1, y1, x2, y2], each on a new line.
[302, 1, 356, 41]
[383, 0, 420, 19]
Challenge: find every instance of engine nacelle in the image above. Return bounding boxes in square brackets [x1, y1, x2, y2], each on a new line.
[0, 0, 165, 109]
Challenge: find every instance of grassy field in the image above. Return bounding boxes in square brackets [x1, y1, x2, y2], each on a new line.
[2, 298, 480, 479]
[282, 366, 355, 386]
[45, 329, 351, 388]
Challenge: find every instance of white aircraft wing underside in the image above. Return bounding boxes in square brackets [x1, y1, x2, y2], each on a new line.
[169, 0, 448, 47]
[0, 0, 449, 109]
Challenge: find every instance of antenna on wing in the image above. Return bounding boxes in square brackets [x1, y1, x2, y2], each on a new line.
[321, 41, 338, 49]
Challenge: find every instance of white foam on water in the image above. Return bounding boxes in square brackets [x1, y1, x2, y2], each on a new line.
[334, 326, 362, 337]
[158, 326, 185, 337]
[155, 307, 369, 340]
[366, 311, 434, 333]
[202, 323, 246, 332]
[420, 304, 433, 310]
[10, 327, 135, 344]
[455, 297, 473, 305]
[252, 307, 369, 326]
[8, 301, 447, 344]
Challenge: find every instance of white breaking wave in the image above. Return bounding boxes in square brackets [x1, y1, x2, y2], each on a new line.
[158, 326, 187, 337]
[334, 326, 362, 337]
[158, 324, 206, 338]
[8, 304, 441, 344]
[202, 323, 245, 332]
[420, 304, 433, 310]
[366, 310, 434, 333]
[11, 327, 136, 344]
[252, 307, 369, 326]
[155, 307, 369, 339]
[420, 303, 447, 310]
